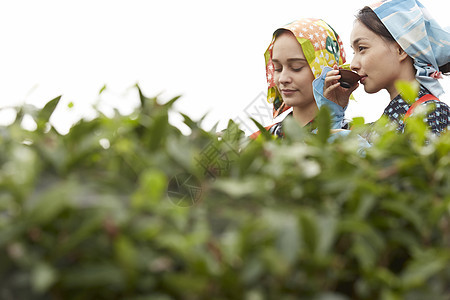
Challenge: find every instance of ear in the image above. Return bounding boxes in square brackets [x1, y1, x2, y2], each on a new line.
[396, 45, 409, 62]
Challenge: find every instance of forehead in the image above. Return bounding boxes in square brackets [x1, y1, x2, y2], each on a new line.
[272, 32, 306, 59]
[350, 20, 379, 44]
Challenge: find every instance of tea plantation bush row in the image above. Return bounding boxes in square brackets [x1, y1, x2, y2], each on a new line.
[1, 87, 449, 299]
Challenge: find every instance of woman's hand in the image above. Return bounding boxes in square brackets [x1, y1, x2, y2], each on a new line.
[324, 65, 359, 108]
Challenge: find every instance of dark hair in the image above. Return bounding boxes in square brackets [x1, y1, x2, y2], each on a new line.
[273, 28, 292, 39]
[355, 6, 395, 43]
[440, 63, 450, 74]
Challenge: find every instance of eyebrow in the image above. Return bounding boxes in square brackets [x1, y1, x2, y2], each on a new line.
[272, 58, 308, 63]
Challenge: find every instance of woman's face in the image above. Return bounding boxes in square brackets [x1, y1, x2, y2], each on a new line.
[272, 32, 315, 109]
[350, 20, 403, 95]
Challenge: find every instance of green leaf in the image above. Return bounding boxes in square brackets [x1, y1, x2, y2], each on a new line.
[283, 116, 308, 141]
[135, 84, 149, 109]
[222, 119, 244, 143]
[180, 113, 198, 130]
[61, 264, 124, 288]
[250, 117, 272, 140]
[98, 84, 107, 95]
[316, 106, 331, 144]
[298, 210, 318, 254]
[132, 169, 167, 208]
[380, 200, 424, 235]
[395, 80, 419, 104]
[164, 95, 181, 108]
[401, 251, 449, 288]
[36, 95, 61, 128]
[350, 116, 365, 129]
[25, 180, 76, 224]
[115, 235, 138, 281]
[263, 210, 299, 264]
[316, 215, 338, 257]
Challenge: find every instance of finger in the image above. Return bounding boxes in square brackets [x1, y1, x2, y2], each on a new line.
[331, 81, 342, 90]
[326, 69, 340, 77]
[325, 73, 341, 86]
[325, 77, 341, 87]
[324, 81, 342, 97]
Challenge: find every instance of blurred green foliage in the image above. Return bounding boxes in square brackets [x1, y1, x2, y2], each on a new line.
[1, 86, 450, 300]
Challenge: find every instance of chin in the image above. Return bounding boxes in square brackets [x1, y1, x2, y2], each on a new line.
[363, 85, 381, 94]
[284, 96, 313, 107]
[282, 99, 301, 107]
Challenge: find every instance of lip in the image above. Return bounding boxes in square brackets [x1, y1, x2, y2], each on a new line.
[281, 89, 298, 96]
[359, 75, 368, 84]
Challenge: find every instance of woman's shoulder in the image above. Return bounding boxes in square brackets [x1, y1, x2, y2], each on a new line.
[411, 91, 450, 134]
[414, 92, 450, 113]
[406, 88, 449, 112]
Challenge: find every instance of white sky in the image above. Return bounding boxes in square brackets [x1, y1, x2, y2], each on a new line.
[0, 0, 448, 134]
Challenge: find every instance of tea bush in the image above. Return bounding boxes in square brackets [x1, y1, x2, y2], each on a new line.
[0, 86, 449, 300]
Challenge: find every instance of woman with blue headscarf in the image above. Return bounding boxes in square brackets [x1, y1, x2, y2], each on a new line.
[315, 0, 450, 135]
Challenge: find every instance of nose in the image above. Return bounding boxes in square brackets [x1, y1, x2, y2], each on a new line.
[350, 55, 360, 73]
[277, 69, 292, 85]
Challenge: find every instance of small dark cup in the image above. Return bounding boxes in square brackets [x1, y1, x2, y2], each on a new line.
[339, 69, 361, 88]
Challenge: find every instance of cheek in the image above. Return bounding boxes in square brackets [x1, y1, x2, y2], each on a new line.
[361, 54, 377, 71]
[295, 70, 314, 87]
[366, 48, 395, 71]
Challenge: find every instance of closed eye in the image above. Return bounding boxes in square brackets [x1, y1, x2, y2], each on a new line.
[273, 63, 282, 72]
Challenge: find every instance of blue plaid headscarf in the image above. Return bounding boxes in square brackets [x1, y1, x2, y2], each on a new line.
[371, 0, 450, 97]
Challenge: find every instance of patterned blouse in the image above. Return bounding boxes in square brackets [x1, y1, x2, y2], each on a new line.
[249, 112, 308, 139]
[266, 121, 285, 138]
[382, 86, 450, 135]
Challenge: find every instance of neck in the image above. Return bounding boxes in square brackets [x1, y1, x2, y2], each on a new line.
[387, 59, 417, 100]
[387, 78, 419, 100]
[292, 103, 318, 127]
